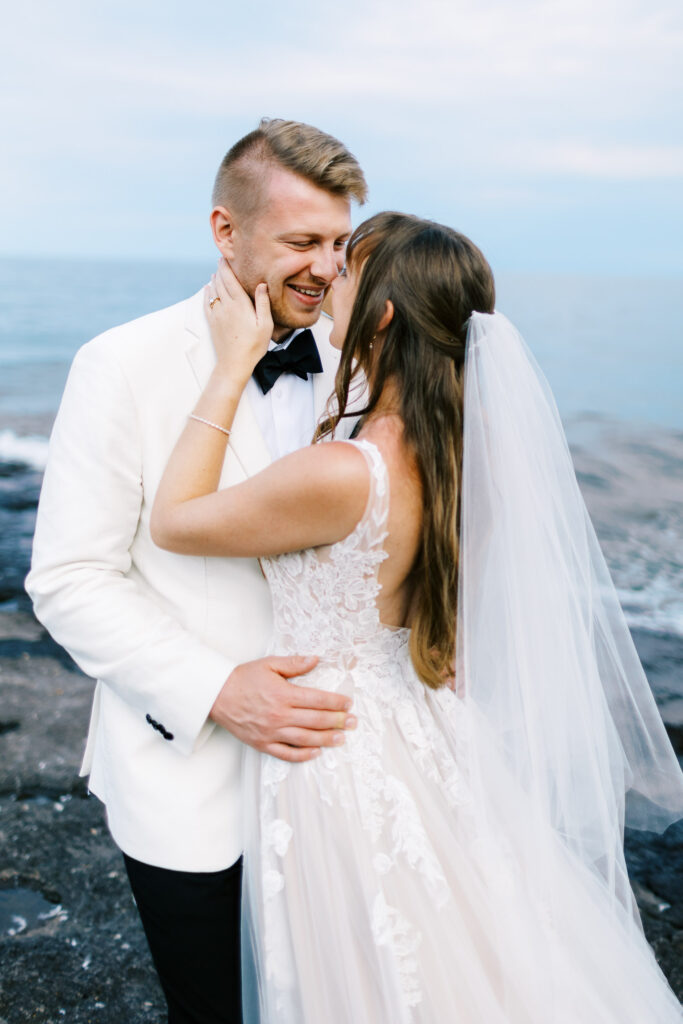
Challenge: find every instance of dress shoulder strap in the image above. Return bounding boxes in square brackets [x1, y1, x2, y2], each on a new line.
[341, 438, 390, 551]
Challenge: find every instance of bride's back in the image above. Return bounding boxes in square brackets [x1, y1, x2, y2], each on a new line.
[356, 415, 423, 630]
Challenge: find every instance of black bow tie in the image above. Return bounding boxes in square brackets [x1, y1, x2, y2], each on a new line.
[253, 329, 323, 395]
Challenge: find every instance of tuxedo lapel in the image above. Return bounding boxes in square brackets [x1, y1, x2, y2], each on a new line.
[183, 290, 272, 481]
[183, 297, 215, 393]
[225, 392, 272, 480]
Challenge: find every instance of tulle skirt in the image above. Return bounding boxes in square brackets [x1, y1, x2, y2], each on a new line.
[241, 644, 682, 1023]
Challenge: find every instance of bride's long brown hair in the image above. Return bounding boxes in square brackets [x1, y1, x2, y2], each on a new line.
[316, 212, 495, 689]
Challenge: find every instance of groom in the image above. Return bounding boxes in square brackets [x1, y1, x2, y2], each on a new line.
[26, 119, 367, 1023]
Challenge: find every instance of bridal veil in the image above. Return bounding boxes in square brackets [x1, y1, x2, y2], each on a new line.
[458, 311, 683, 915]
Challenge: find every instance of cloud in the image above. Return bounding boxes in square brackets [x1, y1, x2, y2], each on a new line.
[1, 0, 682, 268]
[6, 0, 683, 115]
[516, 142, 683, 179]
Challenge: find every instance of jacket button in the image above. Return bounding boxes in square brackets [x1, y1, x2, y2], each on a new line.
[163, 731, 174, 741]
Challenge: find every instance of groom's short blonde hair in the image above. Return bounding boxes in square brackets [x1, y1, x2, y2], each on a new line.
[212, 118, 367, 220]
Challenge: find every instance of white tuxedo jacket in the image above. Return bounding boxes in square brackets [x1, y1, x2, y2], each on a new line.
[26, 289, 347, 871]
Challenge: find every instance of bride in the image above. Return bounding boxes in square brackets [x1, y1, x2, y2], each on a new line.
[151, 212, 683, 1021]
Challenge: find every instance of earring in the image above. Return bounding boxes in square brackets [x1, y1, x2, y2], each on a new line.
[369, 333, 376, 351]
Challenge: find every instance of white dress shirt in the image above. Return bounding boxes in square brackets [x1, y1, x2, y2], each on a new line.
[246, 328, 317, 460]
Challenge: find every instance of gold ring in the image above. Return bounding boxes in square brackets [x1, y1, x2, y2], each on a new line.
[209, 295, 221, 309]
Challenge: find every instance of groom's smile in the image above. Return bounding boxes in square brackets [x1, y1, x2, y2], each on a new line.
[286, 280, 326, 309]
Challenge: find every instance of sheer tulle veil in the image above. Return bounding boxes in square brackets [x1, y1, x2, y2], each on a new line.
[457, 311, 683, 912]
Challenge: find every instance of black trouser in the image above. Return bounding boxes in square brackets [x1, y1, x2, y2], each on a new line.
[123, 853, 242, 1024]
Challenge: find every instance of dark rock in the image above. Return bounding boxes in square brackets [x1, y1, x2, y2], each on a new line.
[0, 612, 164, 1021]
[625, 822, 683, 993]
[0, 792, 164, 1022]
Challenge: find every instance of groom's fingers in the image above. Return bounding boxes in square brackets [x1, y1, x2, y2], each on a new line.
[269, 657, 352, 709]
[278, 726, 347, 749]
[265, 743, 323, 763]
[287, 707, 357, 732]
[270, 654, 320, 678]
[270, 658, 352, 707]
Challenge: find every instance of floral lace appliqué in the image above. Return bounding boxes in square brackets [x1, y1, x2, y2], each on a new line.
[254, 440, 473, 1017]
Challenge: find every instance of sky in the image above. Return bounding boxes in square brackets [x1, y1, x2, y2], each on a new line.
[2, 0, 682, 275]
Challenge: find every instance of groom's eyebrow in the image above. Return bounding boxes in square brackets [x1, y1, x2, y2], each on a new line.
[276, 231, 351, 242]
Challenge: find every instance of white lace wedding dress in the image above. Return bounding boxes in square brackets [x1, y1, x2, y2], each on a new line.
[241, 439, 682, 1023]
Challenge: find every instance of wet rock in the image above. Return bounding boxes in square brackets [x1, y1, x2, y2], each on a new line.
[0, 788, 165, 1022]
[0, 616, 164, 1022]
[625, 819, 683, 992]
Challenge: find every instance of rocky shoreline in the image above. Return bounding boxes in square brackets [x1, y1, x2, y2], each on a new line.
[0, 460, 166, 1022]
[1, 459, 682, 1021]
[0, 607, 166, 1023]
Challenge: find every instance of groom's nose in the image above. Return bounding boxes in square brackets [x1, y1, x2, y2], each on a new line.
[309, 244, 341, 284]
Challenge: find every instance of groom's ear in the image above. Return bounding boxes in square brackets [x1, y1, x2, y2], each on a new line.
[210, 206, 237, 259]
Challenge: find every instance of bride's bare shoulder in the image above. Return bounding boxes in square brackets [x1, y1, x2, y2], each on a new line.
[259, 439, 375, 513]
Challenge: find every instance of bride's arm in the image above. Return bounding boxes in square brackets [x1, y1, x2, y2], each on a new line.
[152, 443, 369, 557]
[151, 260, 369, 558]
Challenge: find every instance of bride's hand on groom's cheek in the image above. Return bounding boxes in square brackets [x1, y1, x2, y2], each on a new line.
[205, 258, 274, 387]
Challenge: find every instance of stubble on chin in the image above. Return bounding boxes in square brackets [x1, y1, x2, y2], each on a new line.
[238, 275, 310, 336]
[269, 293, 321, 334]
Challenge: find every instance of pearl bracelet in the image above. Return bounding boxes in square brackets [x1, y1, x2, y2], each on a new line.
[189, 414, 231, 437]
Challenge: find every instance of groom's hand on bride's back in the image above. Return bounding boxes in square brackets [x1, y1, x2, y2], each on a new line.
[210, 655, 357, 762]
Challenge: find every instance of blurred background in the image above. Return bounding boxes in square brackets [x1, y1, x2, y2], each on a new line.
[1, 1, 682, 1019]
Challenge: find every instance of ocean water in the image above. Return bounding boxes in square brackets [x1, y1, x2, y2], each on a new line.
[1, 256, 682, 645]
